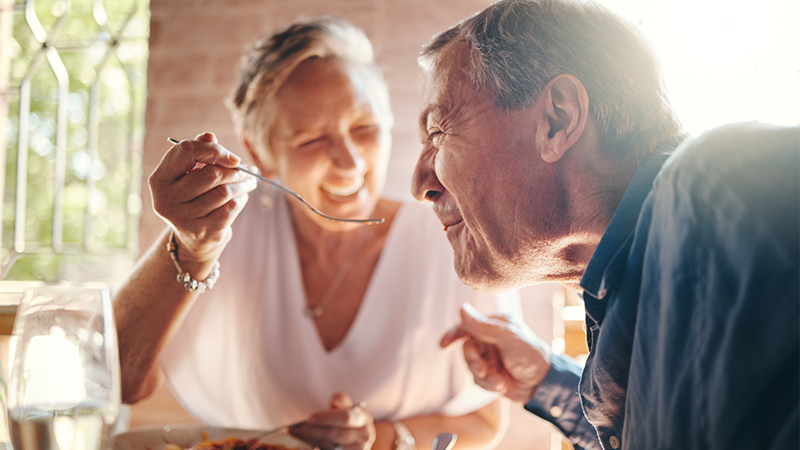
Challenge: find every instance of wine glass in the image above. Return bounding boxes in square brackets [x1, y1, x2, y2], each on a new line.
[5, 285, 120, 450]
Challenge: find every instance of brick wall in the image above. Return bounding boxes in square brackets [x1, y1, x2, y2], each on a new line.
[139, 1, 563, 448]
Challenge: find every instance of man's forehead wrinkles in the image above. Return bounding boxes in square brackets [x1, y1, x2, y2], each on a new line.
[419, 89, 454, 128]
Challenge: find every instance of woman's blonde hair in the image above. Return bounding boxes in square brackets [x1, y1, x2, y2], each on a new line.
[227, 15, 392, 169]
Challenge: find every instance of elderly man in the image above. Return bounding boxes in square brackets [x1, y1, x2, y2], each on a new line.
[412, 0, 799, 449]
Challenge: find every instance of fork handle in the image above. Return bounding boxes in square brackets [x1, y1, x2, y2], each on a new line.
[432, 433, 457, 450]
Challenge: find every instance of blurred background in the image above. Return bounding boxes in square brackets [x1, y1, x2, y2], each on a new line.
[0, 0, 798, 449]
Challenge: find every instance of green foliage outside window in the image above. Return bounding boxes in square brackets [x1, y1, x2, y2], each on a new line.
[2, 0, 149, 283]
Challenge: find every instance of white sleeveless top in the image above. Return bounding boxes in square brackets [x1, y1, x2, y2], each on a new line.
[161, 189, 521, 429]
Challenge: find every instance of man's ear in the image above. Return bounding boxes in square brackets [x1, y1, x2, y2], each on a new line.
[537, 74, 589, 163]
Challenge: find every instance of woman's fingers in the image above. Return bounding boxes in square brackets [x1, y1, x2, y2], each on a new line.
[194, 191, 249, 232]
[168, 167, 256, 217]
[288, 418, 373, 450]
[150, 137, 256, 225]
[148, 134, 256, 262]
[289, 421, 371, 441]
[329, 392, 354, 410]
[153, 138, 241, 185]
[307, 406, 370, 428]
[194, 131, 218, 143]
[289, 398, 375, 450]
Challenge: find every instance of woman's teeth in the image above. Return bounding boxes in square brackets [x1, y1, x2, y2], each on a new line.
[321, 176, 365, 197]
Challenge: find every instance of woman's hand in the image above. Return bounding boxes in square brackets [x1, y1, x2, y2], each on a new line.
[149, 132, 257, 263]
[289, 393, 376, 450]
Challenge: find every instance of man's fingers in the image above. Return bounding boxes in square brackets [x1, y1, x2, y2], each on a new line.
[441, 303, 511, 348]
[457, 303, 510, 345]
[463, 339, 491, 378]
[440, 325, 469, 348]
[474, 372, 507, 393]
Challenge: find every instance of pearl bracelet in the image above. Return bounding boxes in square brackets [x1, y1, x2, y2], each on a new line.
[167, 230, 220, 293]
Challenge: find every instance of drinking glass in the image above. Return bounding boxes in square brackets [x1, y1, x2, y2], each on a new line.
[5, 285, 120, 450]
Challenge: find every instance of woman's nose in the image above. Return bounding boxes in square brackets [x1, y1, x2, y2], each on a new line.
[330, 135, 366, 172]
[411, 145, 444, 202]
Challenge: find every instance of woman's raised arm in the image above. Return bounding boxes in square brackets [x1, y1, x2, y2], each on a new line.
[113, 132, 257, 404]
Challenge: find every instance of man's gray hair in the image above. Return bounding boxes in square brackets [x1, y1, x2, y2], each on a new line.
[228, 16, 392, 169]
[420, 0, 682, 162]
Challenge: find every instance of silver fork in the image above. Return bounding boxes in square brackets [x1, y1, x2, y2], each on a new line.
[167, 137, 384, 225]
[253, 401, 367, 449]
[250, 420, 307, 446]
[432, 432, 457, 450]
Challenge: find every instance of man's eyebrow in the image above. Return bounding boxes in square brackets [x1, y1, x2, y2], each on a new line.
[418, 105, 432, 129]
[418, 104, 440, 129]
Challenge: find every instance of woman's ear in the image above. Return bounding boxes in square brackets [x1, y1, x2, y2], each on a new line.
[536, 74, 589, 163]
[240, 134, 275, 178]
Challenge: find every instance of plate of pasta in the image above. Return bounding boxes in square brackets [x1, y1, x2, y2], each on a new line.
[110, 424, 314, 450]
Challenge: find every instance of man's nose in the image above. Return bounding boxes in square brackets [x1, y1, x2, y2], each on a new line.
[411, 145, 444, 202]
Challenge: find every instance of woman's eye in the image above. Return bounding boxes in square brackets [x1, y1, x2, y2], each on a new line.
[299, 137, 324, 147]
[352, 124, 380, 141]
[353, 124, 378, 134]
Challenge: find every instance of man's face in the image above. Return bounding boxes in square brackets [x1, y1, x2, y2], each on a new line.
[412, 41, 571, 293]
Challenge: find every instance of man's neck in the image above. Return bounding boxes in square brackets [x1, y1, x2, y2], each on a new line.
[554, 139, 640, 284]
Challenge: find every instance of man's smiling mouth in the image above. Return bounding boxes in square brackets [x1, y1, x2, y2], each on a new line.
[443, 219, 463, 231]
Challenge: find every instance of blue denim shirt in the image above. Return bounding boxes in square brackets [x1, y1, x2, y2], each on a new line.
[525, 123, 799, 450]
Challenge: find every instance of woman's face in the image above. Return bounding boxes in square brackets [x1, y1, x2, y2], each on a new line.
[261, 57, 391, 231]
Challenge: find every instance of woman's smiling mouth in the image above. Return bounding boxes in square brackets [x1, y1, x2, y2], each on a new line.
[321, 176, 365, 197]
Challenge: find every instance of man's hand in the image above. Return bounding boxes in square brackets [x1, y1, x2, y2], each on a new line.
[441, 303, 553, 404]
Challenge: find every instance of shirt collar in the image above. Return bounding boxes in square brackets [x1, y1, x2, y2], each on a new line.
[580, 135, 689, 300]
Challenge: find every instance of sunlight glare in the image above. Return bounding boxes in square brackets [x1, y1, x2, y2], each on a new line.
[599, 0, 800, 136]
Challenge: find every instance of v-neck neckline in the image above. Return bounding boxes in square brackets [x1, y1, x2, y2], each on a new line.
[283, 198, 406, 355]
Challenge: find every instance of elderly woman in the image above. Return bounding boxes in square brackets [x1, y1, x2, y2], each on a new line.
[113, 16, 519, 450]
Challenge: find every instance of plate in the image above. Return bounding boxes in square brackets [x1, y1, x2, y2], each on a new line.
[110, 424, 313, 450]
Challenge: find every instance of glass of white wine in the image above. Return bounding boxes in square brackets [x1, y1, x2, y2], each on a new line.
[5, 285, 120, 450]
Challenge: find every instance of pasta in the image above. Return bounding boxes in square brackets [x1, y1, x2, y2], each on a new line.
[166, 436, 294, 450]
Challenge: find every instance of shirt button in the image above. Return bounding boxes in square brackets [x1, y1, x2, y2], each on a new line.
[549, 406, 563, 418]
[609, 435, 620, 449]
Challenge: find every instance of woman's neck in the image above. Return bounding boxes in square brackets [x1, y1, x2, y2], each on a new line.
[289, 199, 399, 264]
[288, 197, 401, 351]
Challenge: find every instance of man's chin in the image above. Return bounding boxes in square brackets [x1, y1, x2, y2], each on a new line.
[454, 256, 517, 294]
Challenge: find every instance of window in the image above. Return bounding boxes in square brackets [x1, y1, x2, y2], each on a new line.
[0, 0, 149, 284]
